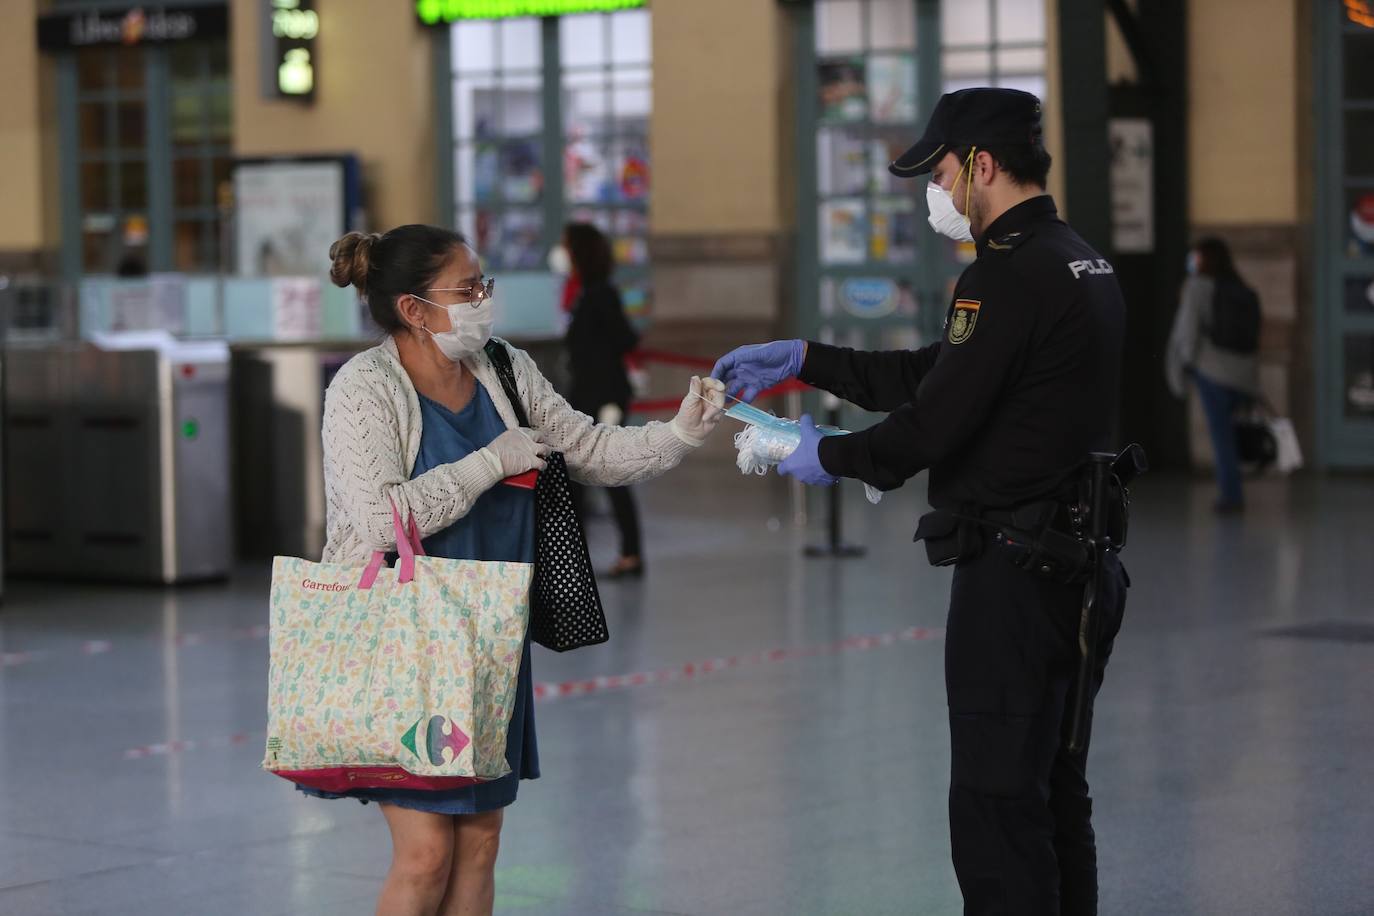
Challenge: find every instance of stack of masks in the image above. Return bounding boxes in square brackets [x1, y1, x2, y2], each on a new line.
[725, 401, 883, 505]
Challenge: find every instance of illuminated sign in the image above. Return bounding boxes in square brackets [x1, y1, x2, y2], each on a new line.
[37, 5, 228, 51]
[416, 0, 645, 25]
[272, 0, 317, 101]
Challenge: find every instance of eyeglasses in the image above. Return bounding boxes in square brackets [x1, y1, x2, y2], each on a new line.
[424, 277, 495, 307]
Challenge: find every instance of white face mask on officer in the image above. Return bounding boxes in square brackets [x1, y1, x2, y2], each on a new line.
[926, 148, 977, 243]
[412, 289, 495, 362]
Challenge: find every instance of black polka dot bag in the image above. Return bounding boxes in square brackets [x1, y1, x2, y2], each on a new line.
[485, 341, 610, 652]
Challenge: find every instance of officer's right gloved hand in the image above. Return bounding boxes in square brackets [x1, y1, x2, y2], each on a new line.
[710, 340, 806, 403]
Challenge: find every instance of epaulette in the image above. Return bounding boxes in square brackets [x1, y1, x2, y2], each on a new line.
[985, 229, 1034, 252]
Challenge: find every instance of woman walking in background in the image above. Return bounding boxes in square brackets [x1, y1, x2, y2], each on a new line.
[557, 222, 648, 578]
[1166, 236, 1262, 514]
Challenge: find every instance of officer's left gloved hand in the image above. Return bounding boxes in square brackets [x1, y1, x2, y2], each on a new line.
[710, 340, 806, 403]
[777, 414, 837, 486]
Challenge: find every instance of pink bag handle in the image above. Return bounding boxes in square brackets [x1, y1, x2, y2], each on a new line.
[358, 501, 427, 589]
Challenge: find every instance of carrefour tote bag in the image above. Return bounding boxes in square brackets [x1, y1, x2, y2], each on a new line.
[263, 505, 533, 792]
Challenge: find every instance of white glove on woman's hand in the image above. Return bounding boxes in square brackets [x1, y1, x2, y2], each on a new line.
[669, 376, 726, 447]
[478, 428, 551, 477]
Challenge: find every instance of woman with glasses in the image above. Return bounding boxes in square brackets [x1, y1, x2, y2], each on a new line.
[312, 224, 725, 916]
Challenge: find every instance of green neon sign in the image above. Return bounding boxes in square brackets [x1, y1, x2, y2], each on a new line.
[417, 0, 646, 25]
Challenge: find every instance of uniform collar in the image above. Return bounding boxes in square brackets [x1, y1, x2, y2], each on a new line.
[976, 194, 1058, 257]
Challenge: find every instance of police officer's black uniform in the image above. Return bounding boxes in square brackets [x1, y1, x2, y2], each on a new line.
[798, 89, 1130, 916]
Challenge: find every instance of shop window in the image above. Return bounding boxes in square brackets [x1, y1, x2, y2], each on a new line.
[71, 40, 230, 274]
[814, 0, 921, 270]
[801, 0, 1049, 352]
[449, 9, 652, 303]
[168, 42, 232, 272]
[941, 0, 1046, 99]
[73, 46, 151, 273]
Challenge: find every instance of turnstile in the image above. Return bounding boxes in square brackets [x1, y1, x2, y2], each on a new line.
[4, 339, 231, 583]
[231, 342, 366, 561]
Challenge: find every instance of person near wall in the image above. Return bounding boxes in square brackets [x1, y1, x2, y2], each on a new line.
[313, 224, 724, 916]
[555, 222, 648, 579]
[1166, 236, 1262, 514]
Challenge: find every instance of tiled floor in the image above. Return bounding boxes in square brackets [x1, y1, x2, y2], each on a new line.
[2, 460, 1372, 915]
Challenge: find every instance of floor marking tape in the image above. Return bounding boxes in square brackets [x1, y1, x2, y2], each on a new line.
[119, 625, 944, 761]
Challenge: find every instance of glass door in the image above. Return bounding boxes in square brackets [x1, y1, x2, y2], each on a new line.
[1316, 5, 1374, 467]
[793, 0, 1048, 369]
[440, 9, 653, 336]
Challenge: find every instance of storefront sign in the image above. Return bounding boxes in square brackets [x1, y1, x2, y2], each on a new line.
[233, 158, 353, 277]
[37, 5, 228, 51]
[271, 0, 318, 101]
[416, 0, 645, 26]
[840, 278, 898, 320]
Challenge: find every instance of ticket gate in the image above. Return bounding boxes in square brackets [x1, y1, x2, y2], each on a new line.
[4, 337, 231, 583]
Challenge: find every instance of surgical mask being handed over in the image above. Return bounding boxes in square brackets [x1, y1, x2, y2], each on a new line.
[413, 295, 495, 362]
[721, 400, 884, 505]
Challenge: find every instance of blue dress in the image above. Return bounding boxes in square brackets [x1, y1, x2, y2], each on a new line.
[301, 382, 540, 814]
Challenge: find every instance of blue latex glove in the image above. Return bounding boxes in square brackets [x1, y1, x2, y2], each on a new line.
[777, 414, 837, 486]
[710, 340, 805, 403]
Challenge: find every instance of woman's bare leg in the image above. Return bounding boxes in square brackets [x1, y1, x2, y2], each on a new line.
[376, 804, 456, 916]
[437, 809, 504, 916]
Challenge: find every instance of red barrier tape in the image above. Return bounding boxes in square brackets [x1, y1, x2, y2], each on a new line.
[627, 348, 812, 413]
[630, 378, 811, 415]
[531, 625, 942, 702]
[120, 625, 944, 761]
[631, 348, 716, 370]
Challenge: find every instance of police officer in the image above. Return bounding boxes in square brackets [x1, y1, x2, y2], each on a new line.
[711, 88, 1129, 915]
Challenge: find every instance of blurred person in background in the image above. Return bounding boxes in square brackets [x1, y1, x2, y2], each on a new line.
[315, 224, 724, 916]
[554, 222, 647, 579]
[1166, 236, 1261, 514]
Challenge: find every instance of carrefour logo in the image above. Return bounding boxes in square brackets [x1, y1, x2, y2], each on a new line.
[302, 579, 350, 593]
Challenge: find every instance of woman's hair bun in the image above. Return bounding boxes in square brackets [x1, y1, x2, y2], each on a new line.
[328, 231, 381, 290]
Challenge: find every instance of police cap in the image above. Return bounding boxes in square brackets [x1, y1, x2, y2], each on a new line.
[889, 87, 1043, 178]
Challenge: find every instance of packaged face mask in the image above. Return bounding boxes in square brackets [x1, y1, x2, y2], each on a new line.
[725, 400, 797, 433]
[725, 401, 882, 504]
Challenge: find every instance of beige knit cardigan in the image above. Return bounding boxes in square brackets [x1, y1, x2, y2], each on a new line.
[320, 335, 696, 565]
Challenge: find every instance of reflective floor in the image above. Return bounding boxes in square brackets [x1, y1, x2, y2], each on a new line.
[1, 460, 1372, 915]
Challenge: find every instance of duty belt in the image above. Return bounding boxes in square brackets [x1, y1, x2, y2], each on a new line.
[913, 445, 1150, 754]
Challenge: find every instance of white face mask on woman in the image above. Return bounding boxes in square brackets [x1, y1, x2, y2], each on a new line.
[412, 293, 495, 362]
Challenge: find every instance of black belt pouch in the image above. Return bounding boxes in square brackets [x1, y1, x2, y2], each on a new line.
[914, 510, 982, 567]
